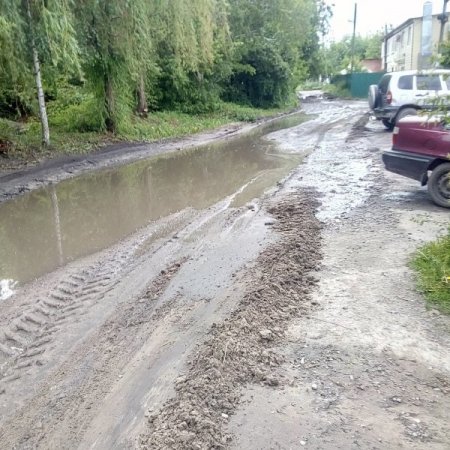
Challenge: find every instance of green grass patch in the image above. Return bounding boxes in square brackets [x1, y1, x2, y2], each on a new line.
[0, 102, 293, 168]
[296, 80, 324, 91]
[323, 83, 352, 99]
[412, 230, 450, 314]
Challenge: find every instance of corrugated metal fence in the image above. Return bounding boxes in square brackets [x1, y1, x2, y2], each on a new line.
[331, 72, 385, 98]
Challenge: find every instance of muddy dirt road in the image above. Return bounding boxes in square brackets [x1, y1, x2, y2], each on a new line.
[0, 100, 449, 449]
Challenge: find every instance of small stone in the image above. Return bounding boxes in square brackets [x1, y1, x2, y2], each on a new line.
[264, 376, 280, 386]
[311, 383, 318, 391]
[175, 376, 187, 385]
[221, 413, 229, 419]
[259, 329, 273, 340]
[179, 431, 195, 443]
[300, 440, 307, 446]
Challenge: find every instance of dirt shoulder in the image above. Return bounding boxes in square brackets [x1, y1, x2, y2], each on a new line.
[0, 108, 303, 204]
[0, 122, 239, 202]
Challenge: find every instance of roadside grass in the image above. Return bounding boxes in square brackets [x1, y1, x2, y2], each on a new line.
[323, 83, 352, 99]
[0, 102, 295, 168]
[412, 230, 450, 314]
[296, 80, 324, 91]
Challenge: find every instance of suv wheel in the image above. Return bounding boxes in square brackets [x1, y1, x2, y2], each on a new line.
[428, 163, 450, 208]
[382, 119, 394, 130]
[395, 107, 417, 125]
[368, 85, 380, 110]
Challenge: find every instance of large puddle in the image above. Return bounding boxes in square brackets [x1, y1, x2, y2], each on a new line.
[0, 113, 307, 293]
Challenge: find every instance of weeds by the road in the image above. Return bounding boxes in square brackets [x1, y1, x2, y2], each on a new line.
[0, 102, 294, 169]
[412, 230, 450, 314]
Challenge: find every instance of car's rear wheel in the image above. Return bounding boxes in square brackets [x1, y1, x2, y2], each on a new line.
[382, 118, 394, 130]
[428, 163, 450, 208]
[368, 85, 380, 110]
[395, 107, 417, 125]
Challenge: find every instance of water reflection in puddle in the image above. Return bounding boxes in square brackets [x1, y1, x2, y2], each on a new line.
[0, 113, 307, 285]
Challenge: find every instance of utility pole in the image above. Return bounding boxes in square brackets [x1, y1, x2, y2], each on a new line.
[350, 3, 358, 73]
[438, 0, 450, 48]
[384, 24, 388, 71]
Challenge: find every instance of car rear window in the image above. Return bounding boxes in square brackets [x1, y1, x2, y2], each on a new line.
[378, 75, 391, 93]
[416, 75, 442, 90]
[398, 75, 413, 90]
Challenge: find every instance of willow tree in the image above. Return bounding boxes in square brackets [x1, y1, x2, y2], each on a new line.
[0, 0, 79, 146]
[74, 0, 155, 133]
[151, 0, 232, 111]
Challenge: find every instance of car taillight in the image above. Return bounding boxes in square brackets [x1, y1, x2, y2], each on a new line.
[393, 126, 399, 146]
[386, 91, 393, 104]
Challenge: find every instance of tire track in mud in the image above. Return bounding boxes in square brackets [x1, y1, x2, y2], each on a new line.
[139, 192, 322, 449]
[0, 240, 141, 391]
[0, 258, 188, 449]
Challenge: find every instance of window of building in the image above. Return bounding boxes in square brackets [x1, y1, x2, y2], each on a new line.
[395, 34, 402, 52]
[407, 26, 412, 45]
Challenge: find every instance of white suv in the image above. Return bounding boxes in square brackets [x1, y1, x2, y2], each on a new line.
[368, 69, 450, 130]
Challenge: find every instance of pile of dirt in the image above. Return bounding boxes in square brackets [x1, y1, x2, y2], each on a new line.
[139, 191, 323, 449]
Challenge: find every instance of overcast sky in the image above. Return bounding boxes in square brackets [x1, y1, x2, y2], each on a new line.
[327, 0, 446, 40]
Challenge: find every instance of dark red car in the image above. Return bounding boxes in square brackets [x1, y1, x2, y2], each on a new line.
[382, 116, 450, 208]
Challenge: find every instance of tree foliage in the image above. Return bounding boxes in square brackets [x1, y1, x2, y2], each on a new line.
[0, 0, 79, 118]
[224, 0, 322, 107]
[0, 0, 329, 143]
[321, 32, 383, 77]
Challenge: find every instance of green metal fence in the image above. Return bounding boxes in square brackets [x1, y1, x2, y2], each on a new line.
[350, 72, 385, 98]
[331, 72, 385, 98]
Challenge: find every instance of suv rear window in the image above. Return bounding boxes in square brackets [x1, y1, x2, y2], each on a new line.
[416, 75, 441, 90]
[378, 75, 391, 94]
[398, 75, 413, 90]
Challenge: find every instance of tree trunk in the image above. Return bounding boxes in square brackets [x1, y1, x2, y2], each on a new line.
[26, 0, 50, 146]
[137, 73, 148, 117]
[105, 75, 116, 133]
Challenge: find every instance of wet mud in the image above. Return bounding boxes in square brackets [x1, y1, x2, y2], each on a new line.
[0, 114, 306, 287]
[1, 100, 449, 449]
[139, 192, 322, 449]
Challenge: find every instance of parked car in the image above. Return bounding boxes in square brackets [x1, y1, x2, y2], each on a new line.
[368, 69, 450, 130]
[382, 115, 450, 208]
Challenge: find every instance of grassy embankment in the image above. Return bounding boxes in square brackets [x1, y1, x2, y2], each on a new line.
[0, 100, 296, 168]
[412, 231, 450, 314]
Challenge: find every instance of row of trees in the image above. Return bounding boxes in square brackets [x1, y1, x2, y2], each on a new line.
[0, 0, 330, 145]
[320, 32, 383, 77]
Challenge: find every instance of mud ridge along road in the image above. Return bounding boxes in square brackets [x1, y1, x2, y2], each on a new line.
[0, 99, 449, 449]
